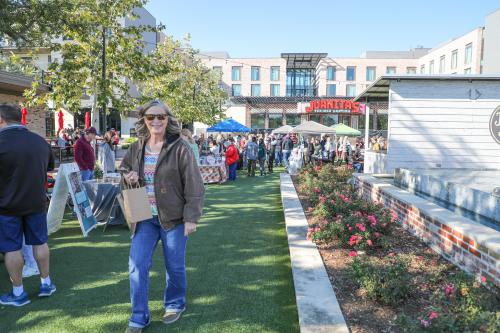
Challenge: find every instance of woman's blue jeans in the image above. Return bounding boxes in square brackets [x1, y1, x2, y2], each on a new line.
[128, 217, 187, 328]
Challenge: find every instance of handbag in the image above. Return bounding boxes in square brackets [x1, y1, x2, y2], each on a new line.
[121, 182, 153, 224]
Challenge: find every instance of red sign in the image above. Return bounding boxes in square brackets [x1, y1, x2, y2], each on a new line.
[305, 99, 363, 114]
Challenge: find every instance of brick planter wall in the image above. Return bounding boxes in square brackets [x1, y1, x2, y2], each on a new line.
[353, 175, 500, 288]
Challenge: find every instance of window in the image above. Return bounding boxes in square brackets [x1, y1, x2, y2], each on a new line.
[386, 66, 396, 74]
[366, 67, 376, 81]
[270, 84, 280, 97]
[406, 67, 417, 74]
[326, 84, 336, 97]
[285, 114, 301, 126]
[346, 84, 356, 97]
[251, 66, 260, 81]
[351, 116, 359, 129]
[346, 66, 356, 81]
[45, 111, 55, 137]
[268, 113, 283, 129]
[420, 64, 425, 74]
[377, 114, 388, 130]
[231, 66, 241, 81]
[250, 114, 265, 129]
[464, 43, 472, 65]
[270, 66, 280, 81]
[340, 115, 350, 125]
[327, 66, 336, 80]
[286, 69, 315, 96]
[464, 68, 471, 74]
[231, 84, 241, 96]
[358, 115, 366, 130]
[451, 49, 458, 69]
[251, 84, 261, 96]
[310, 114, 321, 123]
[429, 60, 434, 74]
[439, 55, 445, 73]
[323, 114, 339, 126]
[48, 55, 52, 63]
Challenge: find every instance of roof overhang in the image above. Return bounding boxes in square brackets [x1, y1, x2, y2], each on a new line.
[354, 74, 500, 102]
[281, 53, 327, 69]
[231, 96, 352, 106]
[0, 70, 50, 95]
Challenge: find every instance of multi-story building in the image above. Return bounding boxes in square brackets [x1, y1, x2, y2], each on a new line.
[198, 50, 427, 133]
[416, 28, 483, 75]
[198, 8, 500, 133]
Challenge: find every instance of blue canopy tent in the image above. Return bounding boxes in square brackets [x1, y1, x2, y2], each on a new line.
[207, 118, 250, 132]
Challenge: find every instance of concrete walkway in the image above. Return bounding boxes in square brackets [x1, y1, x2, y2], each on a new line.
[280, 173, 349, 333]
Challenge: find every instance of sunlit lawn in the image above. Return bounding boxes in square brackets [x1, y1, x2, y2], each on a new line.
[0, 169, 299, 333]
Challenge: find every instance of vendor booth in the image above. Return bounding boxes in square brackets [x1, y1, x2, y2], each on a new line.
[292, 120, 336, 135]
[331, 123, 361, 137]
[207, 118, 250, 133]
[272, 124, 294, 134]
[201, 118, 250, 184]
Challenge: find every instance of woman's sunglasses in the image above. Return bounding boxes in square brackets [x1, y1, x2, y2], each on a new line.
[144, 114, 167, 121]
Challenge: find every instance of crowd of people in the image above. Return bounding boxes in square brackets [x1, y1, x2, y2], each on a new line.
[56, 127, 120, 150]
[62, 127, 120, 181]
[368, 135, 387, 151]
[188, 132, 367, 179]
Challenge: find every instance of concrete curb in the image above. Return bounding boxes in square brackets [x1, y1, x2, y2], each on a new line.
[280, 173, 349, 333]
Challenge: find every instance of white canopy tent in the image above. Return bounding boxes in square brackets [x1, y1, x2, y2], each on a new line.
[272, 125, 294, 134]
[291, 121, 336, 135]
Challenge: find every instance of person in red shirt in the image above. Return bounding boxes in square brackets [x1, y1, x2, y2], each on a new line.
[74, 127, 97, 181]
[225, 138, 239, 181]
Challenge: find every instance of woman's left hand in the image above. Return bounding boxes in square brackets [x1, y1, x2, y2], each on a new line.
[184, 222, 197, 236]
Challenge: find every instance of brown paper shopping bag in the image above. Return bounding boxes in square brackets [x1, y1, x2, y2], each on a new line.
[121, 184, 153, 224]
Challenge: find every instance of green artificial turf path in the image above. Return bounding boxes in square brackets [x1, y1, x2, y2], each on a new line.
[0, 170, 299, 333]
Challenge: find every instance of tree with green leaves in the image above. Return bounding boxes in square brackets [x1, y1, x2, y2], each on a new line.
[2, 0, 227, 129]
[140, 35, 227, 125]
[20, 0, 161, 130]
[0, 0, 69, 46]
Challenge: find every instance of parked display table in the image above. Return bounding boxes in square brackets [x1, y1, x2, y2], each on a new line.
[199, 164, 228, 184]
[199, 155, 228, 184]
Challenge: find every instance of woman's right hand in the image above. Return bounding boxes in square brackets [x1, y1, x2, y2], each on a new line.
[124, 171, 139, 185]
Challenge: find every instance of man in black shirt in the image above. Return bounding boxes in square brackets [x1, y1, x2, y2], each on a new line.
[0, 104, 56, 307]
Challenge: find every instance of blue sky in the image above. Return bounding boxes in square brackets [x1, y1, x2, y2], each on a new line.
[145, 0, 499, 58]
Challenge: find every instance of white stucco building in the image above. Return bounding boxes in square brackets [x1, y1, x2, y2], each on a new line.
[355, 75, 500, 173]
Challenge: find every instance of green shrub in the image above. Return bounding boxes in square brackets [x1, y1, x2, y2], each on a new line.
[121, 144, 130, 150]
[123, 137, 138, 144]
[350, 255, 411, 305]
[397, 272, 500, 332]
[93, 162, 103, 179]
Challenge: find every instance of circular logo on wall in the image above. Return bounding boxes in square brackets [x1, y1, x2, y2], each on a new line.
[490, 106, 500, 145]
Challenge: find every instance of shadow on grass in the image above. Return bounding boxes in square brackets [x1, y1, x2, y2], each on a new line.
[0, 172, 299, 333]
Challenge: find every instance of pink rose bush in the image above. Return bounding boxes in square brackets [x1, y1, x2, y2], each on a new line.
[297, 164, 397, 252]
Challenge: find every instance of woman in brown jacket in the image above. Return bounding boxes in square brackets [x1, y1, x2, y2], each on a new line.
[120, 100, 205, 333]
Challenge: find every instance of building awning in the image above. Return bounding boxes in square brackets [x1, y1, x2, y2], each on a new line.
[281, 53, 327, 69]
[354, 74, 500, 102]
[231, 96, 352, 106]
[0, 70, 50, 95]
